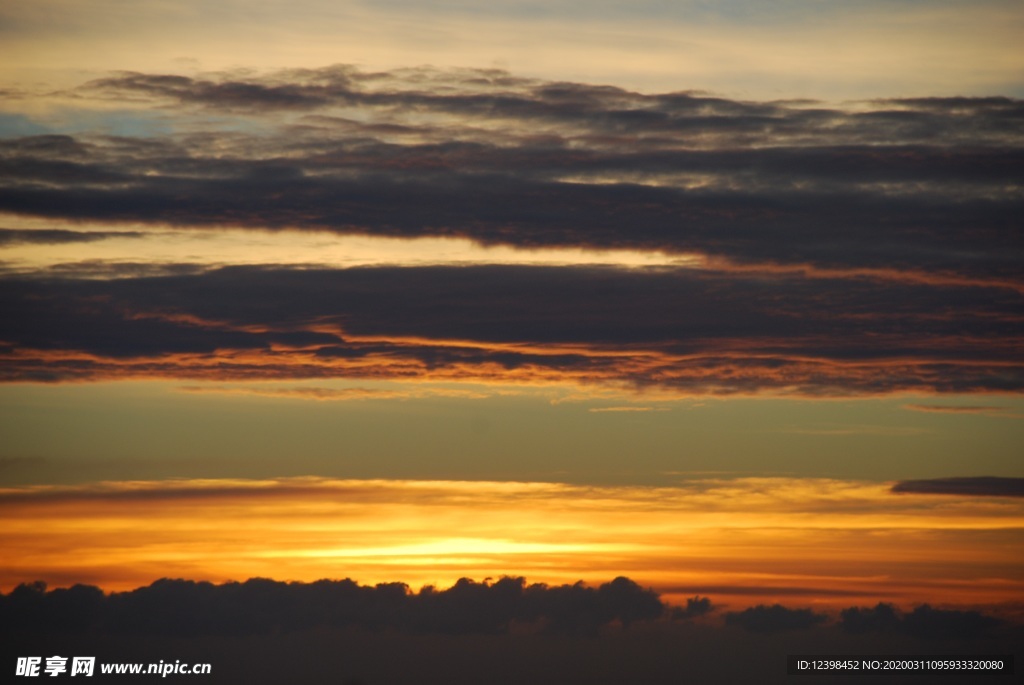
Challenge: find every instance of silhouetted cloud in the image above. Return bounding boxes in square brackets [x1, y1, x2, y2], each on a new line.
[841, 602, 1001, 640]
[839, 603, 903, 634]
[724, 604, 827, 632]
[900, 605, 1003, 640]
[891, 477, 1024, 498]
[0, 581, 104, 634]
[4, 577, 1013, 645]
[670, 596, 713, 620]
[0, 576, 664, 637]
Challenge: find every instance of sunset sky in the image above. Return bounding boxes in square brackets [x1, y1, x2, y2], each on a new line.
[1, 0, 1023, 621]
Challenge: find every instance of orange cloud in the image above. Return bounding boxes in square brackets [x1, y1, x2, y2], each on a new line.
[6, 338, 1021, 401]
[699, 256, 1024, 295]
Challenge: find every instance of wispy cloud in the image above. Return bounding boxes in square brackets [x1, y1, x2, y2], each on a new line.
[0, 228, 145, 245]
[775, 425, 927, 437]
[902, 403, 1022, 418]
[587, 406, 668, 413]
[891, 477, 1024, 498]
[177, 384, 489, 401]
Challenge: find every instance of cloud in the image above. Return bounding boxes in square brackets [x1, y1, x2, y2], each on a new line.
[670, 596, 713, 620]
[0, 66, 1019, 286]
[85, 71, 340, 111]
[2, 68, 1020, 396]
[724, 604, 827, 632]
[841, 602, 1001, 640]
[839, 602, 903, 633]
[1, 263, 1020, 394]
[176, 385, 488, 401]
[1, 145, 1019, 286]
[900, 604, 1003, 640]
[0, 576, 664, 637]
[3, 581, 1013, 685]
[11, 260, 209, 280]
[587, 406, 668, 413]
[902, 403, 1021, 418]
[0, 479, 339, 505]
[775, 425, 927, 437]
[662, 585, 876, 598]
[0, 581, 105, 633]
[8, 576, 1007, 640]
[0, 228, 145, 246]
[891, 477, 1024, 498]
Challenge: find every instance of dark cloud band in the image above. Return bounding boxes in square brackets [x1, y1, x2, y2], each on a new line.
[2, 66, 1021, 394]
[1, 264, 1021, 393]
[1, 66, 1021, 284]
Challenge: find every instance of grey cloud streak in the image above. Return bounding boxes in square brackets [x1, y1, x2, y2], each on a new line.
[0, 65, 1021, 284]
[0, 228, 145, 246]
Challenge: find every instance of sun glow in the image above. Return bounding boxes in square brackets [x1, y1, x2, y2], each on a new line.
[3, 477, 1022, 610]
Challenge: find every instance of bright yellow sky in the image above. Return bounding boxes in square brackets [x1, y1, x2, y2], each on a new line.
[3, 477, 1022, 613]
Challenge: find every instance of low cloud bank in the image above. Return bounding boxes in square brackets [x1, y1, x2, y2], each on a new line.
[841, 602, 1003, 640]
[0, 576, 663, 637]
[0, 577, 1009, 640]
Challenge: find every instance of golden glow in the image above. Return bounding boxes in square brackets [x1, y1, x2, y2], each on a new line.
[2, 477, 1022, 610]
[269, 538, 623, 559]
[0, 217, 697, 274]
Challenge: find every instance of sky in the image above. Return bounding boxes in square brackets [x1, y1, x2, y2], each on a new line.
[1, 0, 1023, 635]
